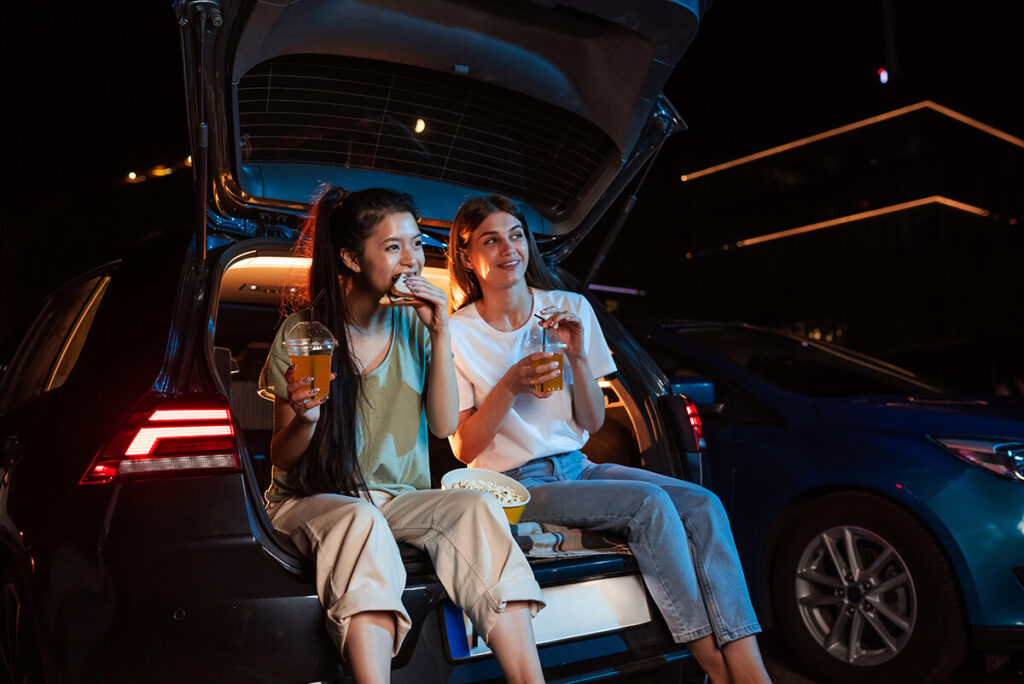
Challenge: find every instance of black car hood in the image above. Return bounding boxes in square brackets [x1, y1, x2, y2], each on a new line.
[176, 0, 705, 241]
[815, 395, 1024, 438]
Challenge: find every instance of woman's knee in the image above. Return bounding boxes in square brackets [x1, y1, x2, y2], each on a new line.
[674, 485, 729, 531]
[615, 483, 680, 535]
[437, 489, 510, 531]
[307, 497, 389, 537]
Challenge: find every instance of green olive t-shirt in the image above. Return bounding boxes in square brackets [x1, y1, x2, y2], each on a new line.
[258, 308, 432, 503]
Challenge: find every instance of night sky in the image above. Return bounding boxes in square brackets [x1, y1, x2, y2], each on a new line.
[3, 1, 1022, 355]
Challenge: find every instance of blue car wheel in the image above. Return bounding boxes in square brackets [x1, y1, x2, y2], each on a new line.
[773, 492, 966, 683]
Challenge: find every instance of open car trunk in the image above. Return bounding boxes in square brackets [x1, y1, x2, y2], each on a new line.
[178, 0, 698, 254]
[207, 240, 699, 678]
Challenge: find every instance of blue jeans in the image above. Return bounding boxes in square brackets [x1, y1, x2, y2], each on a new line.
[503, 451, 760, 646]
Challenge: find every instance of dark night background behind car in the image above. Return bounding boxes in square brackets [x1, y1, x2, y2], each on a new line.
[3, 0, 1023, 391]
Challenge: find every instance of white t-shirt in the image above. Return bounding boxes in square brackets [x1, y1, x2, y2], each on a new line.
[450, 289, 617, 473]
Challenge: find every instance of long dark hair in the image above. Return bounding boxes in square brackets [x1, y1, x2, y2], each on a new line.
[447, 195, 561, 312]
[288, 186, 420, 497]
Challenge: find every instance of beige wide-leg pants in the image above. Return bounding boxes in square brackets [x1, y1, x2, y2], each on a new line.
[267, 488, 544, 657]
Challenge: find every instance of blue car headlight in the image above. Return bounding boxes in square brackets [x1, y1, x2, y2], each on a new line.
[933, 437, 1024, 481]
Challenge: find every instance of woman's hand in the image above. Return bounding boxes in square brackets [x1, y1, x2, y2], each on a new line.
[539, 306, 584, 359]
[402, 274, 449, 336]
[284, 364, 336, 423]
[499, 352, 561, 399]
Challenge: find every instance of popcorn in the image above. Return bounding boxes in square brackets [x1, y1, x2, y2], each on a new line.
[449, 479, 526, 506]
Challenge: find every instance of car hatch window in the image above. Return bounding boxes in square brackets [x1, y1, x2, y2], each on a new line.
[0, 274, 112, 408]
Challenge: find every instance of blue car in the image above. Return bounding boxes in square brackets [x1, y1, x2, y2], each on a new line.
[627, 319, 1024, 684]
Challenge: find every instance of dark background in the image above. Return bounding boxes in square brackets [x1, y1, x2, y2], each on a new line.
[3, 1, 1022, 386]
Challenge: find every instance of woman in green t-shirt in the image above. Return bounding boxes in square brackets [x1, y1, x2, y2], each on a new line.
[260, 187, 544, 683]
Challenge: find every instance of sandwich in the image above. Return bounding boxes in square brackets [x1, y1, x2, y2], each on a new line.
[380, 273, 419, 306]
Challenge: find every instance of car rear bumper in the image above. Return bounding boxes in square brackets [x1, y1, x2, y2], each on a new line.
[86, 476, 689, 682]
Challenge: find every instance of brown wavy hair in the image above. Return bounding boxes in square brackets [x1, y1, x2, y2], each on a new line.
[446, 195, 560, 313]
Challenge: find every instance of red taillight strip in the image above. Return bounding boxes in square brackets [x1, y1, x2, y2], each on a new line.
[683, 398, 707, 451]
[149, 409, 230, 421]
[125, 425, 235, 456]
[82, 395, 241, 485]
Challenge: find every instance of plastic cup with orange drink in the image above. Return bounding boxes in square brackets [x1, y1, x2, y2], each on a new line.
[283, 321, 337, 401]
[524, 341, 567, 393]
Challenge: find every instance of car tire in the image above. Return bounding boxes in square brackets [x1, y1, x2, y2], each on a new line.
[772, 491, 965, 684]
[0, 565, 45, 684]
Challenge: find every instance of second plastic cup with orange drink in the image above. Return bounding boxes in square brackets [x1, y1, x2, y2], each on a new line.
[283, 320, 337, 401]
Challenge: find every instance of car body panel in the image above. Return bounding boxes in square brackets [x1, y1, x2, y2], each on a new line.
[628, 319, 1024, 648]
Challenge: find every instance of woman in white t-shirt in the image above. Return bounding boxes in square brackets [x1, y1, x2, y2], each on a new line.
[446, 195, 771, 684]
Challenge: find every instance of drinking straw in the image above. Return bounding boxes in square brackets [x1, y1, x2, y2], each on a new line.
[309, 288, 326, 322]
[534, 313, 546, 347]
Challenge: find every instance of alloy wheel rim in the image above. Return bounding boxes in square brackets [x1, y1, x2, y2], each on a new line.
[794, 525, 917, 666]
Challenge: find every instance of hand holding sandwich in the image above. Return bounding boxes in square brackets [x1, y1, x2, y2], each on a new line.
[387, 273, 450, 337]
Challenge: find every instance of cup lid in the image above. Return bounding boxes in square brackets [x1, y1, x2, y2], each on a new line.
[283, 320, 337, 347]
[523, 341, 567, 353]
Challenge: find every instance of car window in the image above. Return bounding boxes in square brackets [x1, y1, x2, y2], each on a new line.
[0, 274, 111, 407]
[677, 327, 946, 398]
[641, 336, 783, 424]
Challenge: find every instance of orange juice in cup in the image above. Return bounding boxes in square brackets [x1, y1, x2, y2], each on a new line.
[524, 342, 567, 392]
[283, 321, 337, 401]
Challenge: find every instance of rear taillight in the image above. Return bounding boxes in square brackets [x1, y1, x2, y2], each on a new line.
[81, 394, 240, 484]
[684, 398, 707, 451]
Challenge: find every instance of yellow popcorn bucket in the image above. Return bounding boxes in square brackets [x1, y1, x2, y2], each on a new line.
[441, 468, 531, 524]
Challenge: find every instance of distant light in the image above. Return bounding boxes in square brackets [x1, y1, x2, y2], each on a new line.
[587, 284, 647, 296]
[249, 284, 258, 290]
[126, 171, 146, 184]
[1010, 218, 1019, 226]
[677, 101, 1024, 183]
[150, 165, 172, 177]
[878, 68, 889, 84]
[185, 156, 193, 167]
[414, 118, 426, 134]
[128, 171, 137, 180]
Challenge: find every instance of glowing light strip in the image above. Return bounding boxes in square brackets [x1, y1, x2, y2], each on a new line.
[125, 425, 234, 456]
[226, 256, 312, 270]
[118, 454, 237, 474]
[734, 196, 989, 248]
[149, 409, 230, 421]
[927, 101, 1024, 149]
[680, 101, 1024, 182]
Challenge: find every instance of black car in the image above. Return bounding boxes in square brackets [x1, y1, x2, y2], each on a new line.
[0, 1, 714, 681]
